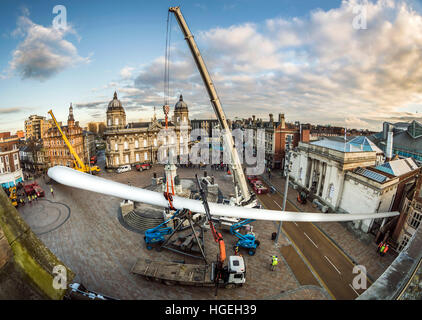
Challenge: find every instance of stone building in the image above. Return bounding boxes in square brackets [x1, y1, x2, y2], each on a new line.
[24, 115, 53, 141]
[242, 114, 310, 169]
[0, 132, 23, 188]
[43, 104, 87, 168]
[104, 92, 191, 169]
[290, 136, 421, 237]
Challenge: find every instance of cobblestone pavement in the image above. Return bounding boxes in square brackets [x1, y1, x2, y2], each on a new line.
[260, 171, 396, 281]
[17, 165, 330, 300]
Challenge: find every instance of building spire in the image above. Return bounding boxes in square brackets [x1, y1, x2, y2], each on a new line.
[68, 103, 75, 123]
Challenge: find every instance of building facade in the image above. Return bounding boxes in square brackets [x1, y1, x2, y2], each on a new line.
[43, 104, 87, 168]
[104, 92, 191, 169]
[370, 120, 422, 165]
[24, 115, 53, 141]
[0, 132, 23, 188]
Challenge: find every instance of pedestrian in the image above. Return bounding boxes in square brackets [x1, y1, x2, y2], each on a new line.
[32, 194, 35, 204]
[271, 255, 278, 271]
[379, 243, 386, 256]
[34, 194, 38, 202]
[28, 195, 32, 206]
[234, 246, 239, 255]
[50, 187, 54, 198]
[381, 244, 389, 257]
[377, 241, 384, 254]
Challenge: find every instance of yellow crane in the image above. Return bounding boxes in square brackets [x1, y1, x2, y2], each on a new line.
[48, 110, 101, 174]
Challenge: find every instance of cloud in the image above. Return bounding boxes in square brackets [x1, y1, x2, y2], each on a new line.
[0, 107, 28, 114]
[120, 66, 134, 79]
[74, 100, 108, 110]
[7, 13, 89, 80]
[96, 0, 422, 130]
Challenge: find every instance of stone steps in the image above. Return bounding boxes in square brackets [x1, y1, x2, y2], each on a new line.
[123, 210, 164, 232]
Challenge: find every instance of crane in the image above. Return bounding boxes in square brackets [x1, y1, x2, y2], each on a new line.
[195, 174, 246, 292]
[48, 110, 101, 174]
[169, 6, 254, 207]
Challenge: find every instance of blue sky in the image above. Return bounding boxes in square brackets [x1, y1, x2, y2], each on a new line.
[1, 0, 422, 133]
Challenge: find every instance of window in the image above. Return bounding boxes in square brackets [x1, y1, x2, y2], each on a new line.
[398, 234, 410, 251]
[125, 154, 129, 163]
[409, 211, 422, 230]
[115, 143, 118, 151]
[328, 184, 335, 199]
[144, 152, 148, 161]
[115, 156, 119, 165]
[135, 140, 139, 148]
[136, 153, 140, 162]
[115, 118, 119, 125]
[108, 118, 112, 126]
[154, 138, 157, 147]
[143, 139, 147, 148]
[124, 141, 129, 150]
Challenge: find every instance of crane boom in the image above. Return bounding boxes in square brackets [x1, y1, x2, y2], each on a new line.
[48, 110, 100, 173]
[169, 6, 251, 204]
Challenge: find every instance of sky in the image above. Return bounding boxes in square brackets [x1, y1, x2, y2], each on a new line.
[1, 0, 422, 133]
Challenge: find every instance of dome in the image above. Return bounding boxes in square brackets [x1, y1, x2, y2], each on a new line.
[107, 91, 124, 110]
[175, 94, 188, 111]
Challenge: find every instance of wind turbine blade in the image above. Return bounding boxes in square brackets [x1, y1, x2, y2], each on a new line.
[48, 166, 399, 222]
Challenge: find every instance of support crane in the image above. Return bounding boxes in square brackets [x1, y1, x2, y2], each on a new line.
[195, 175, 245, 292]
[169, 6, 254, 207]
[48, 110, 101, 174]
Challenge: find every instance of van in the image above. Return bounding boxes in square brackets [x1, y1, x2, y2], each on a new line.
[117, 165, 131, 173]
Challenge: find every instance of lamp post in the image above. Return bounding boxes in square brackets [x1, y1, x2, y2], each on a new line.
[275, 135, 292, 244]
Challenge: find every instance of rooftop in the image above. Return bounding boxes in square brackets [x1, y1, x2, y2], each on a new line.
[310, 136, 384, 154]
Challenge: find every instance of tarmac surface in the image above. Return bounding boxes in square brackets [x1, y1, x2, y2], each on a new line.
[15, 153, 396, 300]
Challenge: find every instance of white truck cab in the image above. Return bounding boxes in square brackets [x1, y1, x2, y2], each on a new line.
[227, 256, 246, 285]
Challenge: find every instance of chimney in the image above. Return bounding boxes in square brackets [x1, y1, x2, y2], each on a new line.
[252, 115, 256, 124]
[269, 114, 274, 124]
[280, 114, 286, 129]
[386, 130, 393, 161]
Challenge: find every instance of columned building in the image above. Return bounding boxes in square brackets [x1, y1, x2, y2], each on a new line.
[104, 92, 191, 169]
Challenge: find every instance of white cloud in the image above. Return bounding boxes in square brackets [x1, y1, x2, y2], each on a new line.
[120, 66, 134, 79]
[98, 0, 422, 131]
[7, 14, 89, 80]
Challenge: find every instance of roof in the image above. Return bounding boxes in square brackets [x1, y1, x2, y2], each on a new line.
[310, 136, 383, 153]
[354, 167, 389, 183]
[375, 158, 419, 177]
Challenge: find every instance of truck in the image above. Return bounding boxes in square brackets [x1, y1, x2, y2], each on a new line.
[131, 256, 245, 288]
[23, 182, 44, 197]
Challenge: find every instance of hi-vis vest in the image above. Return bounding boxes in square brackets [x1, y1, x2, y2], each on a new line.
[272, 256, 278, 266]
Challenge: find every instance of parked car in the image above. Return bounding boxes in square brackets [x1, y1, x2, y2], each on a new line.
[247, 175, 259, 185]
[135, 163, 152, 171]
[251, 180, 269, 194]
[116, 165, 131, 173]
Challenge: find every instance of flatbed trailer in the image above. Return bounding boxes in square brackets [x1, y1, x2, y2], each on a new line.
[131, 259, 216, 287]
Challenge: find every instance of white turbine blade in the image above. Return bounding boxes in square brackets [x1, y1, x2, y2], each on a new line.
[48, 166, 399, 222]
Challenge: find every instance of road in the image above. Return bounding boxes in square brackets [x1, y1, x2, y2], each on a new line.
[256, 187, 370, 300]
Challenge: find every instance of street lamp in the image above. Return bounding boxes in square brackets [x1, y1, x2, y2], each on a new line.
[275, 135, 292, 244]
